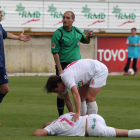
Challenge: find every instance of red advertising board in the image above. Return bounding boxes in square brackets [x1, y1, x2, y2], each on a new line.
[97, 37, 140, 72]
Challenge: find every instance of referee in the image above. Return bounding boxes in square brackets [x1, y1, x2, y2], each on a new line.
[51, 11, 93, 116]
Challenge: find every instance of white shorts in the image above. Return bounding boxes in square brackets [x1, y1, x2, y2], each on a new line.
[89, 65, 108, 88]
[87, 114, 116, 137]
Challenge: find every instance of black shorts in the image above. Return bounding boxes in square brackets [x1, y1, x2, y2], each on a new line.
[55, 63, 70, 76]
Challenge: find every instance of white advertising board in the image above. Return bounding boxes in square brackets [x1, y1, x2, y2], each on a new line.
[44, 2, 108, 29]
[109, 3, 140, 29]
[0, 1, 140, 31]
[1, 1, 43, 27]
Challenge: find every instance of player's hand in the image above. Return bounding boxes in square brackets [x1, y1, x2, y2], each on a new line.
[88, 30, 93, 38]
[19, 31, 30, 42]
[71, 113, 80, 122]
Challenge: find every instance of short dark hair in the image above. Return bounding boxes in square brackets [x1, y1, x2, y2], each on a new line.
[131, 28, 136, 31]
[64, 11, 75, 19]
[44, 75, 62, 93]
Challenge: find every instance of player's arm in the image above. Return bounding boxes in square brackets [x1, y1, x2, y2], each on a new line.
[7, 31, 30, 42]
[70, 85, 81, 122]
[63, 92, 73, 112]
[33, 129, 48, 136]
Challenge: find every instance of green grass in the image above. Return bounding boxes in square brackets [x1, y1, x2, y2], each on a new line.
[1, 76, 140, 140]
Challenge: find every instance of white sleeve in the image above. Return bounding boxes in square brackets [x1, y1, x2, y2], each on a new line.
[44, 125, 55, 135]
[61, 74, 76, 90]
[44, 122, 60, 136]
[126, 38, 129, 44]
[139, 39, 140, 44]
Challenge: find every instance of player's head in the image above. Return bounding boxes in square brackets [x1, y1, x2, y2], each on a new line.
[44, 75, 65, 94]
[62, 11, 75, 28]
[42, 122, 51, 129]
[131, 28, 137, 36]
[0, 7, 3, 22]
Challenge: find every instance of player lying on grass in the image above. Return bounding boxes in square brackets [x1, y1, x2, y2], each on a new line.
[44, 59, 108, 121]
[33, 112, 140, 137]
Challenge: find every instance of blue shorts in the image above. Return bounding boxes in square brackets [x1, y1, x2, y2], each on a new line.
[0, 67, 9, 85]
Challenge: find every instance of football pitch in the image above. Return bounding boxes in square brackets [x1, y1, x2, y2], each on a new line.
[1, 76, 140, 140]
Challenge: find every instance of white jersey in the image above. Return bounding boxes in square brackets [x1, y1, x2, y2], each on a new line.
[60, 59, 108, 93]
[44, 112, 87, 136]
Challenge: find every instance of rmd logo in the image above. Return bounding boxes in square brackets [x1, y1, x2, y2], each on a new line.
[47, 4, 63, 26]
[81, 5, 105, 27]
[112, 5, 136, 27]
[15, 3, 40, 25]
[2, 10, 5, 20]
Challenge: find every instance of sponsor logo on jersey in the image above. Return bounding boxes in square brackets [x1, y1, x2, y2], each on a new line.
[90, 79, 95, 85]
[52, 43, 55, 49]
[4, 75, 8, 79]
[78, 80, 83, 88]
[77, 41, 80, 45]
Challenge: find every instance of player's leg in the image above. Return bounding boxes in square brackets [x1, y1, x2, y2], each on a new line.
[86, 65, 108, 114]
[86, 87, 101, 114]
[0, 83, 9, 103]
[87, 114, 116, 137]
[115, 128, 140, 137]
[0, 67, 9, 103]
[88, 114, 140, 138]
[124, 57, 131, 74]
[132, 58, 137, 75]
[78, 85, 89, 115]
[115, 129, 128, 137]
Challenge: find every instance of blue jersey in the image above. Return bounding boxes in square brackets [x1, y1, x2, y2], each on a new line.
[127, 35, 140, 59]
[0, 24, 7, 67]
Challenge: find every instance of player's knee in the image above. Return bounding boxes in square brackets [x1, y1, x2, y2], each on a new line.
[1, 87, 9, 95]
[80, 96, 85, 102]
[86, 94, 96, 102]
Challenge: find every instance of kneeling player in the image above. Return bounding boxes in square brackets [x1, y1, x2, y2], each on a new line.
[33, 112, 140, 138]
[44, 59, 108, 121]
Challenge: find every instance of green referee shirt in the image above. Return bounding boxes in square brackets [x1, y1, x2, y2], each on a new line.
[51, 26, 86, 63]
